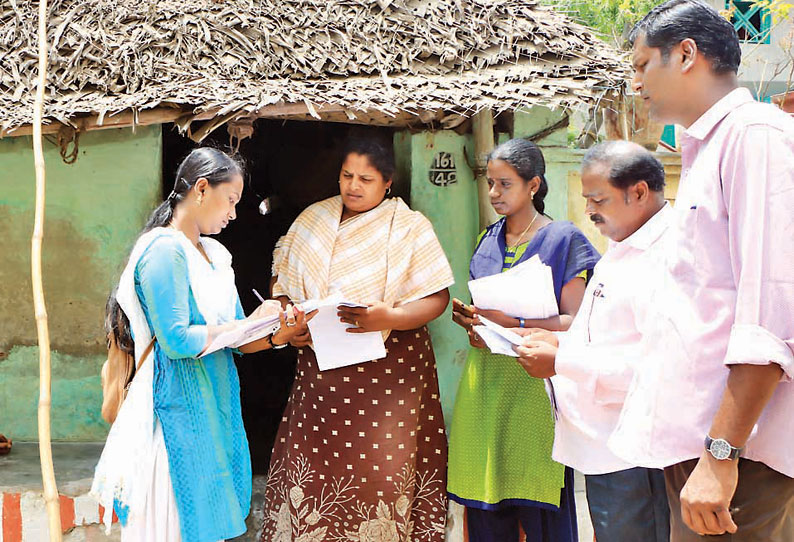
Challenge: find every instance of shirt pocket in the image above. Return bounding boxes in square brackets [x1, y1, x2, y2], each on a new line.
[667, 203, 702, 282]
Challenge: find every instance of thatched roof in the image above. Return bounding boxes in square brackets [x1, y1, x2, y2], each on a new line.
[0, 0, 629, 136]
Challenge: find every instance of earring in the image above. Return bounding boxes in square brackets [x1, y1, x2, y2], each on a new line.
[196, 193, 203, 206]
[530, 191, 535, 198]
[386, 187, 392, 196]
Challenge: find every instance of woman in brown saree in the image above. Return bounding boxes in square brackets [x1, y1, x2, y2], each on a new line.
[261, 138, 455, 542]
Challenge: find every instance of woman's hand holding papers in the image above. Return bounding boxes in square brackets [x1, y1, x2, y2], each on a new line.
[338, 301, 394, 333]
[472, 308, 522, 329]
[237, 304, 316, 353]
[272, 305, 314, 347]
[285, 303, 314, 348]
[206, 300, 286, 351]
[339, 291, 450, 334]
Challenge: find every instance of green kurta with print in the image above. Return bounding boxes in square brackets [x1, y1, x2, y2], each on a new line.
[447, 241, 565, 509]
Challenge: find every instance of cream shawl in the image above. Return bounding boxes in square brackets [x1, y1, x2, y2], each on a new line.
[272, 196, 454, 338]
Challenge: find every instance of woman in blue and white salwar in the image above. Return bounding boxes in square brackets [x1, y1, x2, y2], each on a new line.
[92, 148, 308, 542]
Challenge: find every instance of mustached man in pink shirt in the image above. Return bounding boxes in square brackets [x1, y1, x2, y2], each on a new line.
[607, 1, 792, 540]
[513, 140, 673, 541]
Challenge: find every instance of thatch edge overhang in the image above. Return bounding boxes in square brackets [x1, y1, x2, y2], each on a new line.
[0, 0, 630, 137]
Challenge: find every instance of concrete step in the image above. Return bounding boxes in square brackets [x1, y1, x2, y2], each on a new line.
[0, 442, 118, 542]
[1, 442, 595, 541]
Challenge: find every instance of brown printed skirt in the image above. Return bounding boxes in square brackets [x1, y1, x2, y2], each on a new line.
[260, 326, 448, 542]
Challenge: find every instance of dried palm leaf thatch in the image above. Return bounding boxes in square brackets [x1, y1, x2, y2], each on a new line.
[0, 0, 630, 134]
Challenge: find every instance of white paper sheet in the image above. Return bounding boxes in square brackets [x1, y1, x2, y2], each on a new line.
[472, 316, 524, 357]
[468, 255, 558, 319]
[200, 315, 281, 357]
[306, 296, 387, 371]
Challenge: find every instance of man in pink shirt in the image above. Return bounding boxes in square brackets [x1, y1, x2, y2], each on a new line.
[606, 1, 794, 540]
[514, 140, 672, 541]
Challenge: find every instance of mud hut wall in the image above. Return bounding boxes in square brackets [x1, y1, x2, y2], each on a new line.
[0, 126, 162, 440]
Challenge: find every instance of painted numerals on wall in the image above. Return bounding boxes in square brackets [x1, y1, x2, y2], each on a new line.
[429, 152, 457, 186]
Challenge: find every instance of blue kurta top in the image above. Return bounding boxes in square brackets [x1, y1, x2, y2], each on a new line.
[134, 234, 251, 542]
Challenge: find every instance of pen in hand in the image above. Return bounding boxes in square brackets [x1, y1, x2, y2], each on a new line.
[251, 288, 281, 319]
[252, 288, 266, 304]
[252, 289, 298, 320]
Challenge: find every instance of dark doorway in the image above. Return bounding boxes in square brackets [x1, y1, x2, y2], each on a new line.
[162, 119, 397, 472]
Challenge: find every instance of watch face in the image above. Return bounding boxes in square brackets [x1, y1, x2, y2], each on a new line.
[709, 438, 732, 460]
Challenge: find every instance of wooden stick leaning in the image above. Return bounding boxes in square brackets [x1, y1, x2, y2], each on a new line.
[472, 109, 499, 231]
[31, 0, 63, 538]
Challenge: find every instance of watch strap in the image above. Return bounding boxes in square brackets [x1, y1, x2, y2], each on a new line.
[705, 435, 743, 460]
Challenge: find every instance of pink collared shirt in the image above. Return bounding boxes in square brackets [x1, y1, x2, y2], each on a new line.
[610, 88, 794, 477]
[552, 204, 673, 475]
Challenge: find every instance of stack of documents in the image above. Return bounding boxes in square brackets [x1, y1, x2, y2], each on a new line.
[304, 295, 387, 371]
[201, 314, 282, 357]
[201, 295, 388, 370]
[468, 255, 558, 319]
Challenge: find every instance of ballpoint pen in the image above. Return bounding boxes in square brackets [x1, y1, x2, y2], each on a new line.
[252, 288, 266, 304]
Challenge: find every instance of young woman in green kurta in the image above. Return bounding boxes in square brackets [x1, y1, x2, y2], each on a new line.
[447, 139, 599, 542]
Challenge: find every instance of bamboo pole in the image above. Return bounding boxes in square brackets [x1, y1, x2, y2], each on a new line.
[472, 109, 499, 230]
[31, 0, 62, 538]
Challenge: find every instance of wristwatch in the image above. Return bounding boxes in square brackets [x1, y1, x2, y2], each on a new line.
[704, 435, 743, 461]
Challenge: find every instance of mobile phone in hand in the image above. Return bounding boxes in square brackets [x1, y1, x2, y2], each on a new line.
[452, 298, 475, 316]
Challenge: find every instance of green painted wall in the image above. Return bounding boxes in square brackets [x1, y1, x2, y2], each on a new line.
[399, 131, 479, 422]
[0, 126, 162, 440]
[513, 105, 572, 222]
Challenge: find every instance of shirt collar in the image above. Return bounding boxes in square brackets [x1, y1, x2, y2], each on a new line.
[615, 201, 673, 251]
[684, 87, 754, 141]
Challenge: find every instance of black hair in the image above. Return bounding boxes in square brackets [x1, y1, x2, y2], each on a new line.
[487, 138, 549, 215]
[143, 147, 244, 233]
[582, 141, 666, 192]
[105, 147, 244, 353]
[104, 287, 133, 354]
[342, 138, 395, 182]
[629, 0, 741, 74]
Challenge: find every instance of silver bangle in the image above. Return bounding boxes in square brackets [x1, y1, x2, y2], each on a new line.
[271, 335, 288, 350]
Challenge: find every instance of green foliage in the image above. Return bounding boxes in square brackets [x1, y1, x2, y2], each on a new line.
[543, 0, 792, 47]
[541, 0, 668, 47]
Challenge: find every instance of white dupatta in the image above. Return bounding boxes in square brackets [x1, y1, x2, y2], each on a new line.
[91, 227, 239, 532]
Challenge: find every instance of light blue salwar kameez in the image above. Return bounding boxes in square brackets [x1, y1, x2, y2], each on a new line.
[131, 233, 252, 542]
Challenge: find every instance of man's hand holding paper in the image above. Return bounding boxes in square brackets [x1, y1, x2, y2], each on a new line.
[513, 339, 558, 379]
